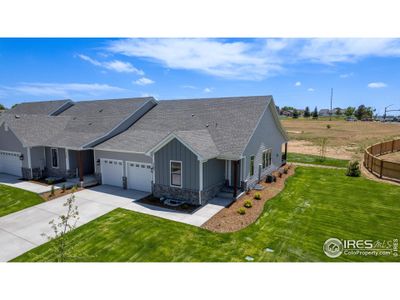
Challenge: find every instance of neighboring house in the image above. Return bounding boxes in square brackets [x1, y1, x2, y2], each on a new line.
[319, 109, 331, 116]
[0, 96, 289, 206]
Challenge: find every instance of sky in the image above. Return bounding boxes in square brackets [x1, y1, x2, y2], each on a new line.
[0, 38, 399, 115]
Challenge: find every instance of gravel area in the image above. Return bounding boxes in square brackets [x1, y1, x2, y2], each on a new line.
[201, 165, 296, 233]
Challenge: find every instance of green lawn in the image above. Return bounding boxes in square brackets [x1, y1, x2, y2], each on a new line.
[0, 184, 44, 217]
[13, 167, 400, 262]
[287, 152, 350, 168]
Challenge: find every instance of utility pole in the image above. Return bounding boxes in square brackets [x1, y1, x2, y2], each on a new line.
[384, 104, 393, 121]
[329, 88, 333, 121]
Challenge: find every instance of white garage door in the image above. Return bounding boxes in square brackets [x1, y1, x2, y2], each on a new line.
[100, 159, 123, 187]
[0, 150, 22, 177]
[126, 161, 152, 192]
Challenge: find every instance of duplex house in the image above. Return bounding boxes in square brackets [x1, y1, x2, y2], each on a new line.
[0, 96, 288, 206]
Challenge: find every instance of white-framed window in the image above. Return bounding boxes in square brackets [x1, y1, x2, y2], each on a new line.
[262, 149, 272, 169]
[170, 160, 182, 188]
[51, 148, 59, 168]
[250, 156, 255, 176]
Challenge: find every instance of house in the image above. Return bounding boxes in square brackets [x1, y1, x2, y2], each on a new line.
[319, 109, 331, 116]
[0, 96, 289, 206]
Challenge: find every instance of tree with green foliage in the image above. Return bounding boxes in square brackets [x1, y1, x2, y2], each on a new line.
[335, 108, 342, 115]
[292, 109, 299, 118]
[304, 106, 311, 118]
[346, 161, 361, 177]
[312, 106, 318, 119]
[355, 105, 374, 120]
[344, 106, 356, 117]
[0, 104, 5, 110]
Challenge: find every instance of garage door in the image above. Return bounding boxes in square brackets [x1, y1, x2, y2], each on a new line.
[0, 150, 22, 177]
[100, 159, 123, 187]
[126, 161, 152, 192]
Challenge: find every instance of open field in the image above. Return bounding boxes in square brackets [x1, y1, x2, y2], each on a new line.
[0, 184, 44, 217]
[13, 167, 400, 262]
[281, 118, 400, 160]
[287, 153, 349, 168]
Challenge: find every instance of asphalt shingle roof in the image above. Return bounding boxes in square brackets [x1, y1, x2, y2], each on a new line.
[8, 100, 72, 115]
[96, 96, 273, 159]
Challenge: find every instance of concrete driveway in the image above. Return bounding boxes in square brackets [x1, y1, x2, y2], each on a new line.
[0, 184, 230, 261]
[0, 173, 64, 194]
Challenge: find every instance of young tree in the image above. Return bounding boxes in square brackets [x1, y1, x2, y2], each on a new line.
[344, 106, 356, 117]
[292, 108, 299, 118]
[355, 105, 374, 120]
[42, 190, 80, 262]
[304, 106, 311, 118]
[0, 104, 5, 110]
[312, 106, 319, 119]
[335, 108, 342, 116]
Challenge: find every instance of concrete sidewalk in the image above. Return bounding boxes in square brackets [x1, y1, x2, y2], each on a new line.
[0, 173, 65, 194]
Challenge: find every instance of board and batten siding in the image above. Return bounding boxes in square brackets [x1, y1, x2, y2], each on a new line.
[203, 158, 225, 189]
[243, 104, 286, 187]
[94, 149, 152, 177]
[155, 138, 199, 190]
[0, 123, 28, 168]
[30, 146, 46, 169]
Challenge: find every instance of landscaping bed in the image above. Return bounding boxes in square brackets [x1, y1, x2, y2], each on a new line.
[202, 165, 296, 233]
[137, 195, 198, 213]
[40, 186, 83, 201]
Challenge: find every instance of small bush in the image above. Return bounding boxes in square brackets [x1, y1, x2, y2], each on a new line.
[244, 200, 253, 208]
[283, 166, 289, 174]
[346, 160, 361, 177]
[327, 124, 331, 129]
[254, 193, 261, 200]
[61, 184, 66, 193]
[237, 207, 246, 215]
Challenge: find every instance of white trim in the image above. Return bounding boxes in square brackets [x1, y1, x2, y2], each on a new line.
[81, 98, 157, 149]
[169, 160, 182, 188]
[50, 148, 59, 169]
[48, 100, 73, 116]
[94, 148, 148, 155]
[27, 147, 32, 169]
[249, 155, 255, 177]
[65, 148, 70, 170]
[240, 97, 289, 157]
[147, 132, 204, 161]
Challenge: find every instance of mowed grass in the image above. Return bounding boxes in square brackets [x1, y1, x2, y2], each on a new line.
[13, 167, 400, 262]
[0, 184, 44, 217]
[287, 152, 349, 168]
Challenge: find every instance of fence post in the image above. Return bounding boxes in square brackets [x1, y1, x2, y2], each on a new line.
[370, 156, 374, 172]
[379, 142, 382, 155]
[380, 160, 384, 178]
[392, 140, 395, 152]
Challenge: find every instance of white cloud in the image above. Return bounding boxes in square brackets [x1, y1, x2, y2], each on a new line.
[181, 85, 197, 89]
[340, 72, 354, 78]
[368, 82, 387, 88]
[133, 77, 154, 86]
[307, 88, 315, 92]
[77, 54, 144, 75]
[299, 38, 400, 64]
[1, 82, 125, 97]
[203, 87, 213, 93]
[294, 81, 301, 87]
[107, 38, 283, 80]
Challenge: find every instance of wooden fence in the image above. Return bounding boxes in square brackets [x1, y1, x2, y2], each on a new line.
[364, 139, 400, 182]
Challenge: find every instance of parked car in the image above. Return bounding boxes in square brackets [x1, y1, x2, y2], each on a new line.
[346, 117, 357, 122]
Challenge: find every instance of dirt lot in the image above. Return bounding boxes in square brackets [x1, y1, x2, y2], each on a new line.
[282, 118, 400, 159]
[380, 151, 400, 163]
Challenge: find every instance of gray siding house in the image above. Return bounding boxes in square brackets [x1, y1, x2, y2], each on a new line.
[0, 95, 288, 206]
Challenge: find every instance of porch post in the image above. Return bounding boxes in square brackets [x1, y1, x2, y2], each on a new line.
[233, 160, 238, 198]
[284, 142, 288, 164]
[27, 147, 33, 179]
[65, 148, 70, 171]
[77, 150, 84, 182]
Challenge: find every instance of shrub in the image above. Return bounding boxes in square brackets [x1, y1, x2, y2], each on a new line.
[283, 166, 289, 174]
[50, 185, 55, 197]
[346, 160, 361, 177]
[244, 200, 253, 208]
[327, 124, 331, 129]
[237, 207, 246, 215]
[61, 184, 66, 193]
[254, 193, 261, 200]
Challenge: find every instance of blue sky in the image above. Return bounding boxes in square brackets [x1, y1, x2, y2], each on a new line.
[0, 38, 399, 115]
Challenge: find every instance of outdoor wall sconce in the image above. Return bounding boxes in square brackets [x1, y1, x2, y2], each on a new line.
[19, 154, 24, 160]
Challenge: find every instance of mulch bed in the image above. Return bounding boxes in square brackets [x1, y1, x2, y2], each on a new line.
[201, 164, 296, 233]
[40, 187, 83, 201]
[137, 195, 199, 214]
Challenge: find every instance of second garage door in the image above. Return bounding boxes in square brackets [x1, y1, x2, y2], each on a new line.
[101, 159, 123, 187]
[126, 161, 152, 192]
[0, 150, 22, 177]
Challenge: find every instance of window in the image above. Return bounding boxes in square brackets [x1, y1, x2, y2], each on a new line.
[170, 161, 182, 187]
[262, 149, 272, 169]
[250, 156, 255, 176]
[51, 148, 59, 168]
